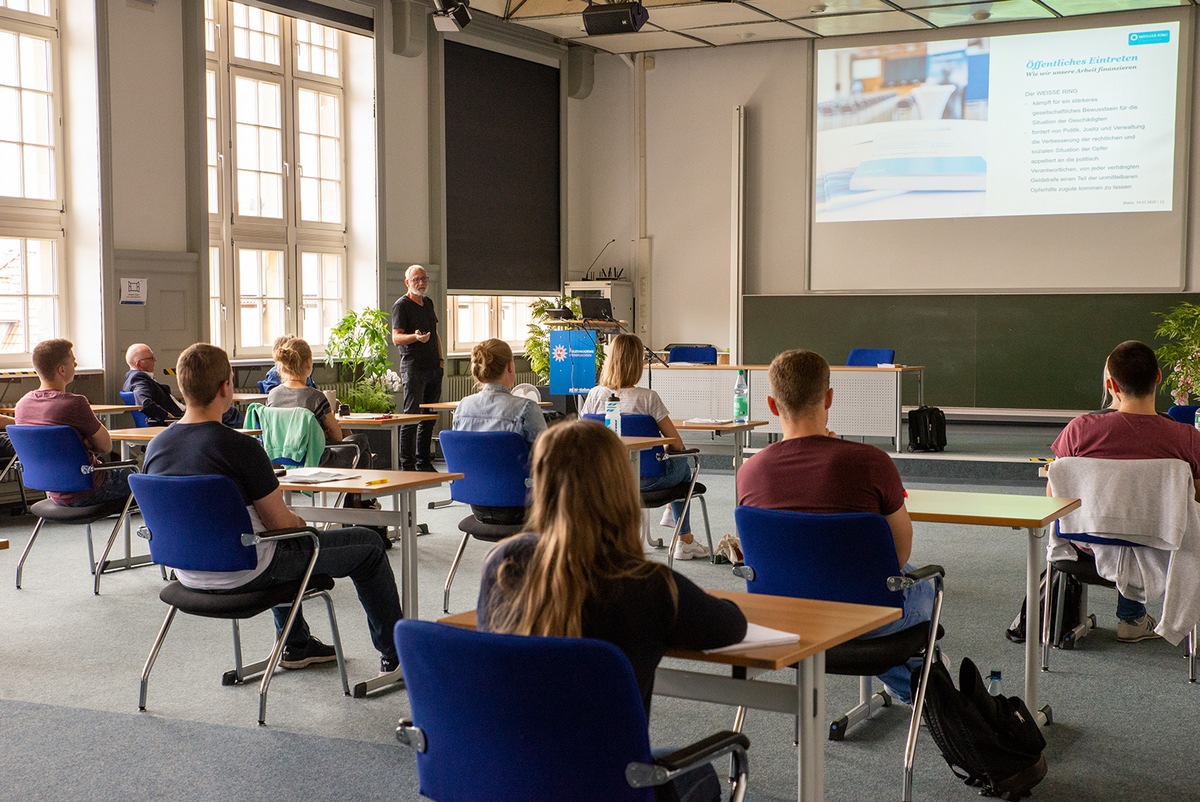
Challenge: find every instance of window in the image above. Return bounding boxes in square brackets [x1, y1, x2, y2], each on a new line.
[447, 295, 556, 353]
[206, 1, 346, 354]
[0, 1, 62, 362]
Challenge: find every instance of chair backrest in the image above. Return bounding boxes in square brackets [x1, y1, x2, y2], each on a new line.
[734, 505, 905, 609]
[581, 413, 664, 478]
[667, 345, 717, 364]
[118, 391, 150, 428]
[1166, 405, 1200, 425]
[6, 424, 95, 493]
[244, 403, 325, 467]
[395, 620, 654, 802]
[128, 473, 258, 571]
[439, 430, 530, 507]
[846, 348, 895, 366]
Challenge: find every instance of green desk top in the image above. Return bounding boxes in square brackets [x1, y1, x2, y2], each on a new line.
[907, 489, 1080, 529]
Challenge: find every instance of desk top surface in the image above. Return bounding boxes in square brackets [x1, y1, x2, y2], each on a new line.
[336, 413, 438, 426]
[232, 392, 268, 402]
[278, 467, 461, 493]
[907, 488, 1081, 528]
[108, 426, 261, 442]
[674, 418, 768, 432]
[441, 589, 898, 671]
[1, 403, 138, 415]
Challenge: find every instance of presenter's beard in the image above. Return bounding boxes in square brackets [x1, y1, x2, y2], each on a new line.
[410, 287, 427, 299]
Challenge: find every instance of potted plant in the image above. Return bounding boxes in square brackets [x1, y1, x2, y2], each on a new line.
[325, 307, 401, 413]
[1153, 302, 1200, 405]
[524, 296, 605, 384]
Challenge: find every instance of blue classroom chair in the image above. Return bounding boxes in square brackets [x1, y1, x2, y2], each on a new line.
[846, 348, 895, 366]
[118, 390, 150, 428]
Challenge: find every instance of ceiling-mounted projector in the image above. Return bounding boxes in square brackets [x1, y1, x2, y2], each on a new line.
[582, 2, 648, 35]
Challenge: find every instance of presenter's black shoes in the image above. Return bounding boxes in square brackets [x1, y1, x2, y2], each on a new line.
[1117, 614, 1161, 643]
[280, 637, 338, 669]
[380, 655, 400, 675]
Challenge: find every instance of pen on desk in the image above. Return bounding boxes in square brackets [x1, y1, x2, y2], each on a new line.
[364, 478, 389, 486]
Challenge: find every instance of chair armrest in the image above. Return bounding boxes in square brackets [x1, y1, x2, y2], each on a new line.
[240, 526, 320, 548]
[886, 564, 945, 592]
[323, 442, 361, 468]
[626, 731, 750, 790]
[94, 460, 139, 472]
[657, 448, 701, 461]
[731, 563, 756, 581]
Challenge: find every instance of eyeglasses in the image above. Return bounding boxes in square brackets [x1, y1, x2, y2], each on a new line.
[408, 276, 429, 284]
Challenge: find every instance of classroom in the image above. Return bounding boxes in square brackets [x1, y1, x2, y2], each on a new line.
[1, 1, 1198, 800]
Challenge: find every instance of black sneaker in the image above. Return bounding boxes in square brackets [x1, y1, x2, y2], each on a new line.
[380, 655, 400, 675]
[280, 637, 338, 669]
[416, 462, 436, 473]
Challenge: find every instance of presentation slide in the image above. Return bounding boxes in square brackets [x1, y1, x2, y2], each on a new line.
[813, 22, 1180, 223]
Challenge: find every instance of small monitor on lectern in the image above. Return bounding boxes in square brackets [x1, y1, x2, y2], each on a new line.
[579, 297, 613, 321]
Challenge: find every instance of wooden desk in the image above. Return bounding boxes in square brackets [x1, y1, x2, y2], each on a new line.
[674, 419, 767, 489]
[442, 590, 898, 802]
[1, 403, 139, 426]
[906, 489, 1081, 723]
[108, 426, 262, 461]
[231, 392, 268, 404]
[336, 413, 439, 471]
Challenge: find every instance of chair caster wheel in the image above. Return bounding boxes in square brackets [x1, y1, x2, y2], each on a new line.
[880, 689, 892, 708]
[829, 717, 848, 741]
[221, 670, 241, 686]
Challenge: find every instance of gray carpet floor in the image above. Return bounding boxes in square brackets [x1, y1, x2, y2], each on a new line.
[0, 469, 1196, 801]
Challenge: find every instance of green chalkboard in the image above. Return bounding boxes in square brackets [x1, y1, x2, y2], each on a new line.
[744, 293, 1193, 410]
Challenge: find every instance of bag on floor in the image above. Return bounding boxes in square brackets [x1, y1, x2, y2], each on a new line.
[918, 657, 1047, 801]
[907, 406, 947, 452]
[1005, 569, 1083, 646]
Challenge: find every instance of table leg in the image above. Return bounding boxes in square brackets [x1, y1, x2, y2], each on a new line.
[390, 426, 400, 471]
[1026, 525, 1050, 725]
[893, 372, 903, 454]
[797, 652, 826, 802]
[733, 430, 746, 500]
[400, 488, 419, 619]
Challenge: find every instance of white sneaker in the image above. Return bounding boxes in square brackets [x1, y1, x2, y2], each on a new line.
[672, 539, 695, 561]
[659, 508, 676, 527]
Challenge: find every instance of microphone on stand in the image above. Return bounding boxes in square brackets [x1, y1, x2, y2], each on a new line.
[584, 239, 616, 281]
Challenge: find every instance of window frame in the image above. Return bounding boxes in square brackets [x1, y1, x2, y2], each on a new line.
[446, 294, 556, 355]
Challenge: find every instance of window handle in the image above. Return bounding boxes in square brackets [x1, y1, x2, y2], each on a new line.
[283, 161, 290, 177]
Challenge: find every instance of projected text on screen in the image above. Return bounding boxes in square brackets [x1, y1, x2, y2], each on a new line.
[813, 22, 1180, 223]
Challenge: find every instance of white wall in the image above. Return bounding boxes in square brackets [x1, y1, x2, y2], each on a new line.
[106, 0, 188, 252]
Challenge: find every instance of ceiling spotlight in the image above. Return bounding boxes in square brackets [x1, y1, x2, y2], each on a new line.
[433, 0, 472, 32]
[809, 3, 828, 12]
[970, 8, 991, 19]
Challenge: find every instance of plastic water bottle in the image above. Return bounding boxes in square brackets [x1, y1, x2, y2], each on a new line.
[1193, 408, 1200, 432]
[733, 370, 749, 423]
[988, 669, 1003, 697]
[605, 393, 622, 436]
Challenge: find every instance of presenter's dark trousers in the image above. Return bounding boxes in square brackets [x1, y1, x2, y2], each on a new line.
[400, 363, 442, 470]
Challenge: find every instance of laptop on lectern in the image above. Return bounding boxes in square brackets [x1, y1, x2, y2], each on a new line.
[579, 297, 613, 321]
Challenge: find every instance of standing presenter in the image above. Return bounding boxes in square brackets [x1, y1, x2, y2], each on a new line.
[391, 264, 443, 472]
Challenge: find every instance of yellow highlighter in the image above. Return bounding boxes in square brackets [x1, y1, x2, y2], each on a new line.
[364, 478, 388, 486]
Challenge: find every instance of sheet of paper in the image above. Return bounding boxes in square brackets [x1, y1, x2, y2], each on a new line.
[703, 623, 801, 653]
[282, 470, 359, 484]
[684, 418, 734, 425]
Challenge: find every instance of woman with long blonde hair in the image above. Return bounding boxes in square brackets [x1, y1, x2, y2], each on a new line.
[579, 333, 707, 561]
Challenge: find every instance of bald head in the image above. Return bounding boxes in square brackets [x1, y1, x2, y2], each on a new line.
[126, 343, 155, 371]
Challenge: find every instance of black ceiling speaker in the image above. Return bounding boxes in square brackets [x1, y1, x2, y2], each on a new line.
[583, 2, 649, 35]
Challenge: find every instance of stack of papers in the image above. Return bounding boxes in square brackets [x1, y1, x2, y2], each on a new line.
[684, 418, 734, 425]
[704, 623, 801, 654]
[282, 470, 359, 484]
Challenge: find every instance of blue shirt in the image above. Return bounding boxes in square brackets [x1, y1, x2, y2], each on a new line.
[453, 383, 546, 447]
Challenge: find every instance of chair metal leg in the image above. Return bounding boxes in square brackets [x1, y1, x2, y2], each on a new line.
[85, 523, 96, 574]
[697, 495, 714, 563]
[443, 533, 471, 614]
[1041, 564, 1056, 671]
[93, 494, 138, 595]
[258, 599, 306, 725]
[229, 619, 247, 683]
[1189, 626, 1197, 683]
[139, 606, 179, 710]
[15, 517, 46, 589]
[903, 584, 944, 802]
[643, 508, 663, 549]
[314, 590, 351, 696]
[829, 676, 890, 742]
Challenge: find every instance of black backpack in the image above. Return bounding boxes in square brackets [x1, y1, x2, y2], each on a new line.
[908, 406, 947, 452]
[917, 657, 1047, 800]
[1005, 569, 1085, 647]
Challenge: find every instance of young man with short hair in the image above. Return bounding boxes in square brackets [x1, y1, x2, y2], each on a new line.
[143, 343, 403, 674]
[15, 339, 133, 507]
[737, 348, 932, 703]
[1051, 339, 1200, 642]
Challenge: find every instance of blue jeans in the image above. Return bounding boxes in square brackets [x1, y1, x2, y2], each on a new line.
[235, 526, 403, 661]
[640, 454, 692, 534]
[859, 563, 936, 704]
[1116, 592, 1146, 623]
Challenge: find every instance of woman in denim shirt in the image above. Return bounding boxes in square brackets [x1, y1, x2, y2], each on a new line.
[453, 338, 546, 447]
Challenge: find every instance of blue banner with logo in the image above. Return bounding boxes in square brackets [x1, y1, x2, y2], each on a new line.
[549, 329, 598, 396]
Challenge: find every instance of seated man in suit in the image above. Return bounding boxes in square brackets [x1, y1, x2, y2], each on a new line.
[737, 348, 933, 703]
[15, 339, 133, 506]
[1051, 340, 1200, 643]
[143, 343, 403, 674]
[122, 343, 184, 425]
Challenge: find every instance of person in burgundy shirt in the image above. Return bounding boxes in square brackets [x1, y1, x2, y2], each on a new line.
[737, 348, 932, 704]
[15, 339, 133, 507]
[1051, 340, 1200, 642]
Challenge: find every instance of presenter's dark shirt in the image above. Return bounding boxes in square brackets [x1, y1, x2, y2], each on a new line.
[477, 533, 747, 712]
[390, 295, 440, 368]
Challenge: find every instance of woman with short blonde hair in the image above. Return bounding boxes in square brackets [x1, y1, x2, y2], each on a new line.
[580, 333, 707, 561]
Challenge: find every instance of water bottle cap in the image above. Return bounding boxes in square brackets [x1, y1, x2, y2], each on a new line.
[989, 670, 1002, 679]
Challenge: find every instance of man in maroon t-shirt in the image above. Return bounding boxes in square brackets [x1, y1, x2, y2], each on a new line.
[737, 349, 931, 704]
[14, 339, 132, 507]
[1051, 340, 1200, 643]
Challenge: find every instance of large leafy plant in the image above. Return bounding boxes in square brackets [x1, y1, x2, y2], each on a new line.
[1154, 302, 1200, 404]
[325, 307, 398, 412]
